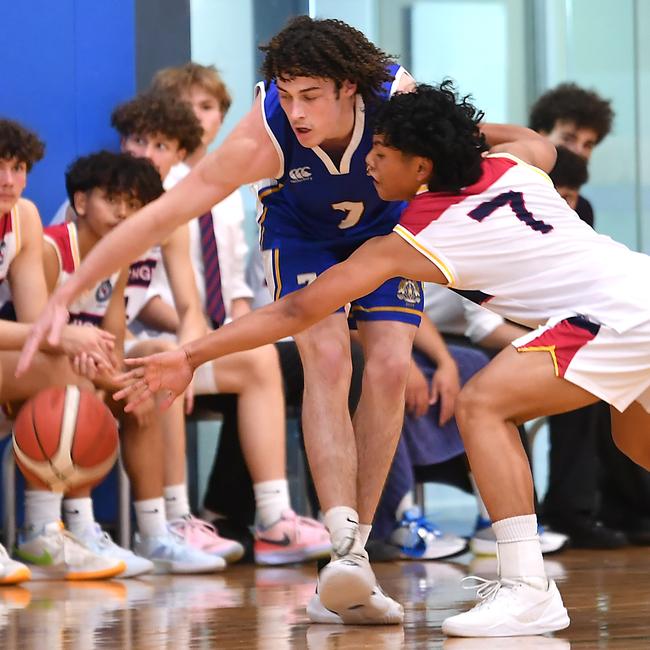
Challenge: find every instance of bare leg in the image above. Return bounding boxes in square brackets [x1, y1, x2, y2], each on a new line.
[208, 344, 286, 482]
[610, 402, 650, 470]
[293, 313, 356, 512]
[455, 346, 598, 521]
[354, 321, 416, 524]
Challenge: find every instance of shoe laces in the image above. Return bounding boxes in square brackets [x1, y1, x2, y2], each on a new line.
[53, 528, 96, 564]
[461, 576, 517, 608]
[87, 523, 119, 551]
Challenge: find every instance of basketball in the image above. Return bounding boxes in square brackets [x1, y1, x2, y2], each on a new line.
[12, 385, 119, 492]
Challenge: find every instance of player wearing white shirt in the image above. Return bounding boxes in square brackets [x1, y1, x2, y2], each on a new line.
[115, 83, 650, 637]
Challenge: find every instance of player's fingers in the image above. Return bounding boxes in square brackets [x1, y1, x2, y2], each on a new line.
[123, 357, 147, 367]
[113, 379, 144, 401]
[122, 384, 151, 412]
[47, 308, 68, 347]
[16, 330, 42, 377]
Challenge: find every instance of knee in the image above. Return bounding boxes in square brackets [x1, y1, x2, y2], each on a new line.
[242, 344, 282, 385]
[300, 338, 352, 388]
[363, 349, 411, 396]
[455, 381, 490, 437]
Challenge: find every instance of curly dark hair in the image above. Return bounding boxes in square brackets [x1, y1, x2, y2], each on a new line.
[111, 90, 203, 154]
[374, 81, 488, 193]
[259, 16, 394, 104]
[549, 146, 589, 189]
[66, 150, 164, 210]
[529, 83, 613, 143]
[0, 118, 45, 171]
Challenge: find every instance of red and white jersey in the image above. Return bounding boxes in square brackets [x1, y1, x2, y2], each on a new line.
[395, 153, 650, 334]
[44, 223, 119, 327]
[0, 205, 23, 313]
[125, 247, 162, 325]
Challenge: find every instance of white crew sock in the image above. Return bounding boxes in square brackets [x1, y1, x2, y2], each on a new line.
[63, 497, 96, 536]
[164, 483, 191, 520]
[254, 479, 291, 529]
[469, 474, 491, 521]
[24, 490, 63, 536]
[395, 491, 415, 521]
[324, 506, 365, 556]
[359, 524, 372, 547]
[493, 514, 547, 590]
[134, 497, 168, 538]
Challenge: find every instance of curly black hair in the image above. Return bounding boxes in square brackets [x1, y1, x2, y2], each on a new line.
[549, 146, 588, 189]
[529, 83, 613, 143]
[374, 81, 488, 193]
[65, 150, 164, 211]
[260, 16, 394, 104]
[0, 118, 45, 171]
[111, 90, 203, 154]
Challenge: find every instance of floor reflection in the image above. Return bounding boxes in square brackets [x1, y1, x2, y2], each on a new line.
[1, 549, 650, 648]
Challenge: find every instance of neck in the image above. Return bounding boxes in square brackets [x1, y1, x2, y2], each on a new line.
[185, 143, 208, 168]
[75, 222, 101, 260]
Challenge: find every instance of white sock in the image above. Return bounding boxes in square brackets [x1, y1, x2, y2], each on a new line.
[359, 523, 372, 547]
[493, 514, 547, 590]
[395, 491, 414, 521]
[254, 479, 291, 529]
[24, 490, 62, 536]
[164, 484, 191, 520]
[469, 474, 491, 521]
[63, 497, 96, 536]
[134, 497, 168, 538]
[324, 506, 365, 556]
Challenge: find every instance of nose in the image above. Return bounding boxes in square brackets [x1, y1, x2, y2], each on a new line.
[365, 152, 375, 173]
[0, 169, 13, 186]
[290, 101, 305, 121]
[115, 200, 128, 219]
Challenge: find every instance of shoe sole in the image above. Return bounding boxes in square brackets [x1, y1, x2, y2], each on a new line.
[0, 566, 31, 585]
[26, 560, 126, 581]
[318, 562, 376, 614]
[443, 609, 570, 637]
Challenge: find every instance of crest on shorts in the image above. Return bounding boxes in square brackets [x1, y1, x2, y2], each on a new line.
[397, 279, 421, 305]
[95, 279, 113, 303]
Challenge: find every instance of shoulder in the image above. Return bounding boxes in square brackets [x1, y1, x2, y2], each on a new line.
[14, 198, 43, 236]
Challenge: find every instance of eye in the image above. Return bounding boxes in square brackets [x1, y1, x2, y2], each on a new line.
[156, 143, 169, 152]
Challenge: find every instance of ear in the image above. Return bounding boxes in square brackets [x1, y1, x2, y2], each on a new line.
[175, 147, 187, 163]
[415, 157, 434, 183]
[72, 191, 87, 217]
[340, 79, 358, 98]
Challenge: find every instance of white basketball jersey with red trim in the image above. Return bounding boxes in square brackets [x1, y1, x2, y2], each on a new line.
[0, 206, 22, 313]
[395, 153, 650, 333]
[124, 247, 162, 325]
[44, 223, 119, 327]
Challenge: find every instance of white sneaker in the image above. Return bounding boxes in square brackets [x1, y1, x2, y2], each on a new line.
[15, 522, 125, 581]
[0, 543, 30, 585]
[73, 523, 154, 578]
[134, 528, 225, 574]
[442, 577, 570, 637]
[307, 586, 404, 625]
[318, 552, 375, 613]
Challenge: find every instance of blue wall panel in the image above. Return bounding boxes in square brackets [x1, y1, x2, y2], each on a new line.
[2, 1, 136, 223]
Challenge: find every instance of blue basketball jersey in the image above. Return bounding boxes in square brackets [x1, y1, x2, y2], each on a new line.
[256, 64, 408, 248]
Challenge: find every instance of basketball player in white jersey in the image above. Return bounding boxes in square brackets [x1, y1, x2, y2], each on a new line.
[0, 119, 121, 583]
[114, 82, 650, 637]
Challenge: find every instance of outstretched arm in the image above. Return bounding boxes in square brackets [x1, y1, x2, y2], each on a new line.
[115, 232, 443, 409]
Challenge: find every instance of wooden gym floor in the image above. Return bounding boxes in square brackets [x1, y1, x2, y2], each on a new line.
[0, 546, 648, 649]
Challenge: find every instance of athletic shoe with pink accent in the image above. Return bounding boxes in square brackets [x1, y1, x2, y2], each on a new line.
[168, 515, 245, 563]
[255, 510, 332, 565]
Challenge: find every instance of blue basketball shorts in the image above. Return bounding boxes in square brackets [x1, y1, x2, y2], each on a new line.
[262, 238, 423, 327]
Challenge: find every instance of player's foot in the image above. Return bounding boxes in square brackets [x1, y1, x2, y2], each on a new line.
[442, 577, 570, 637]
[0, 543, 30, 585]
[307, 585, 404, 625]
[73, 523, 154, 578]
[254, 509, 331, 565]
[470, 517, 569, 556]
[389, 507, 468, 559]
[134, 528, 226, 574]
[15, 522, 125, 580]
[169, 514, 244, 563]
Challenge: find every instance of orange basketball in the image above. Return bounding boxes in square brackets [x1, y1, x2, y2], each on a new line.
[12, 385, 119, 492]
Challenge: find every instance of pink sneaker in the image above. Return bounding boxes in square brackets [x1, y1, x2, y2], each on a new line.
[255, 510, 332, 565]
[169, 515, 245, 563]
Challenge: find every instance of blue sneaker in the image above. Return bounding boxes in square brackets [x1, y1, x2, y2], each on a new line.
[470, 516, 569, 556]
[388, 507, 467, 560]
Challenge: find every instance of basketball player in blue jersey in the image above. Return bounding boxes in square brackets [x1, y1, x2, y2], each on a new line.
[21, 17, 418, 624]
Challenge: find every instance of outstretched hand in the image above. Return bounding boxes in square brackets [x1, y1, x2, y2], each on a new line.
[113, 348, 194, 412]
[16, 294, 71, 377]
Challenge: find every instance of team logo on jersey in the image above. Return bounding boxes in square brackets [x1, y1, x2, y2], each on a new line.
[0, 241, 5, 265]
[128, 259, 157, 287]
[397, 279, 421, 305]
[288, 166, 312, 183]
[95, 280, 113, 303]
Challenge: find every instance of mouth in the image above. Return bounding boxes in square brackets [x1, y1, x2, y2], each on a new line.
[293, 126, 311, 137]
